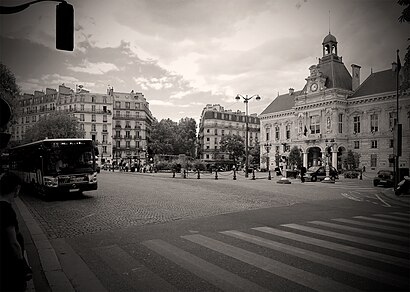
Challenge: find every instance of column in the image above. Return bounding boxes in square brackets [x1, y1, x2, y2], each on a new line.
[303, 151, 308, 168]
[331, 151, 338, 168]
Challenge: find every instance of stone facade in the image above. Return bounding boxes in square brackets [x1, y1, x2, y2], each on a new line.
[259, 33, 410, 175]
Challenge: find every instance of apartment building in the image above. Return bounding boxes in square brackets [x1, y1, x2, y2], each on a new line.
[198, 104, 260, 167]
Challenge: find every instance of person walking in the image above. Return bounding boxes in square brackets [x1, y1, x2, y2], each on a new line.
[300, 165, 307, 183]
[0, 172, 32, 292]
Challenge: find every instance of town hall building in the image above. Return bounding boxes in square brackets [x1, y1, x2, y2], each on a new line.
[259, 33, 409, 175]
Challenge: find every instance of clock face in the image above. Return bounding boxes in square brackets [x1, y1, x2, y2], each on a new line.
[310, 83, 318, 92]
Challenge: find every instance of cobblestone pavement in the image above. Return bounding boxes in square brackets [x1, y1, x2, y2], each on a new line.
[20, 171, 368, 239]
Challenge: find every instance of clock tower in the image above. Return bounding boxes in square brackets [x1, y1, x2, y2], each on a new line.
[304, 33, 352, 94]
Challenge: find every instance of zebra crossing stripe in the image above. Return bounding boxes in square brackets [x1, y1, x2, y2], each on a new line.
[182, 234, 361, 292]
[93, 244, 178, 292]
[253, 226, 409, 268]
[391, 212, 410, 217]
[354, 216, 409, 227]
[142, 239, 269, 292]
[373, 214, 410, 222]
[221, 230, 408, 289]
[282, 224, 410, 254]
[332, 218, 410, 234]
[309, 221, 409, 242]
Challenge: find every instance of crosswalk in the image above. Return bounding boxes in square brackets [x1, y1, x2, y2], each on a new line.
[92, 211, 410, 291]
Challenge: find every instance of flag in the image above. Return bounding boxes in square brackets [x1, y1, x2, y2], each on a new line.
[397, 50, 401, 73]
[304, 126, 308, 136]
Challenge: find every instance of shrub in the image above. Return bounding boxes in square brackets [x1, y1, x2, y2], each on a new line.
[343, 171, 360, 179]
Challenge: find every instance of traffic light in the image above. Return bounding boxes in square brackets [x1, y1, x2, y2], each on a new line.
[56, 1, 74, 51]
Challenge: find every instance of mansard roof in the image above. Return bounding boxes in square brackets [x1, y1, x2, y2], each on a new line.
[351, 69, 396, 98]
[260, 91, 301, 115]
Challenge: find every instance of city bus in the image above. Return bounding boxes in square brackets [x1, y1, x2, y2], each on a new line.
[9, 138, 98, 197]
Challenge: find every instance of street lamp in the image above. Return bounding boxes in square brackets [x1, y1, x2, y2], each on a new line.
[235, 94, 261, 178]
[264, 142, 272, 180]
[322, 139, 335, 183]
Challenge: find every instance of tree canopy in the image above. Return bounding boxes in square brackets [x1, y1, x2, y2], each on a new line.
[149, 117, 197, 156]
[288, 146, 302, 169]
[23, 112, 85, 143]
[219, 135, 245, 164]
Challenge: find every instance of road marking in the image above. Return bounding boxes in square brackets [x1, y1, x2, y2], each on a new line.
[253, 226, 409, 268]
[308, 221, 409, 242]
[341, 192, 362, 201]
[93, 244, 177, 292]
[142, 239, 268, 292]
[182, 234, 360, 292]
[282, 224, 410, 254]
[391, 212, 410, 217]
[221, 230, 408, 289]
[332, 218, 410, 234]
[373, 214, 410, 222]
[353, 216, 409, 227]
[374, 194, 392, 207]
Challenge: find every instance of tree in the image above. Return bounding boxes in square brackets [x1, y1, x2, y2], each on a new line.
[288, 146, 302, 169]
[219, 135, 245, 166]
[398, 0, 410, 22]
[248, 141, 260, 166]
[176, 117, 197, 157]
[0, 63, 20, 133]
[149, 118, 178, 155]
[341, 150, 361, 170]
[23, 112, 85, 143]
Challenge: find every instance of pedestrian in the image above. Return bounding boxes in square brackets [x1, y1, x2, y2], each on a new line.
[0, 172, 32, 292]
[300, 165, 306, 183]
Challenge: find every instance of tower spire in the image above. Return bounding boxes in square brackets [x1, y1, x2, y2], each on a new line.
[328, 10, 331, 34]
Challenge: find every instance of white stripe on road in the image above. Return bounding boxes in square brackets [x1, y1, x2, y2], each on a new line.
[282, 224, 410, 254]
[253, 226, 409, 268]
[373, 214, 410, 222]
[309, 221, 409, 242]
[93, 244, 178, 292]
[391, 212, 410, 217]
[182, 234, 361, 292]
[142, 239, 268, 292]
[332, 218, 410, 234]
[341, 192, 362, 201]
[374, 194, 392, 207]
[221, 230, 408, 289]
[353, 216, 409, 227]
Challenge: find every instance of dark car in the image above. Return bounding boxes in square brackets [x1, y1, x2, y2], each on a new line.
[305, 166, 338, 182]
[373, 170, 394, 187]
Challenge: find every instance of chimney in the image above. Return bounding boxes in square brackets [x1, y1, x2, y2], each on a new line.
[351, 64, 361, 91]
[289, 88, 294, 95]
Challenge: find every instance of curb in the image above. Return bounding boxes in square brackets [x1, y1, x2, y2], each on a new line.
[15, 197, 75, 292]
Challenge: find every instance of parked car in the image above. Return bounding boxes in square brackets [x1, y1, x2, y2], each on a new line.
[305, 166, 338, 182]
[373, 170, 394, 187]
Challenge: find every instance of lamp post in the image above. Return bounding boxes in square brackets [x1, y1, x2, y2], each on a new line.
[322, 139, 335, 183]
[235, 94, 261, 178]
[264, 142, 272, 180]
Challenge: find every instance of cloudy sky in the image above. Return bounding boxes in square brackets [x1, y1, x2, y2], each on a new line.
[0, 0, 408, 122]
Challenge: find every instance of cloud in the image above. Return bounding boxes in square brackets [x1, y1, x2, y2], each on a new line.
[149, 100, 175, 106]
[67, 60, 119, 75]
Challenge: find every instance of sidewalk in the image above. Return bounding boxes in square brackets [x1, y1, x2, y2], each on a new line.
[14, 197, 107, 292]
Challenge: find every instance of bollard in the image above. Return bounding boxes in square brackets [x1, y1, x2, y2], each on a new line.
[268, 170, 271, 180]
[172, 170, 175, 178]
[233, 169, 236, 180]
[252, 169, 255, 180]
[215, 170, 218, 180]
[197, 169, 200, 179]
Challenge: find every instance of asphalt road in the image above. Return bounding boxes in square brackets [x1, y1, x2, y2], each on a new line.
[21, 171, 410, 291]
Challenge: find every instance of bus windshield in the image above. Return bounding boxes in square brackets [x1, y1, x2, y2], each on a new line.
[44, 141, 95, 175]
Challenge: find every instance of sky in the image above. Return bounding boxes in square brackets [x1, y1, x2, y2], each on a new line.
[0, 0, 408, 123]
